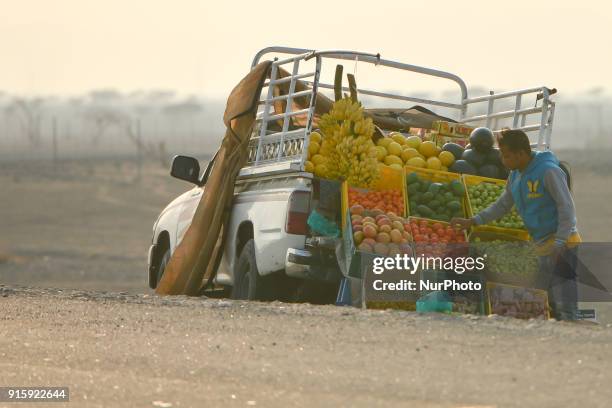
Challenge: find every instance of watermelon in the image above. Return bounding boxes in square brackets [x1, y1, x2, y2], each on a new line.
[469, 127, 495, 153]
[485, 148, 502, 166]
[478, 164, 501, 179]
[449, 160, 477, 175]
[462, 149, 486, 167]
[442, 143, 465, 161]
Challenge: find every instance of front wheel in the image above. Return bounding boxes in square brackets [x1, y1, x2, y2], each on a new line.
[156, 248, 171, 287]
[231, 239, 275, 300]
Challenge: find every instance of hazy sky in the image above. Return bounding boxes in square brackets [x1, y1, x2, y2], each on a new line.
[1, 0, 610, 99]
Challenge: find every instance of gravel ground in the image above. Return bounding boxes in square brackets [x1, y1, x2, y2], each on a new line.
[1, 285, 611, 408]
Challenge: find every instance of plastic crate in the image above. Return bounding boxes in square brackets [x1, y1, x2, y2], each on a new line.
[469, 230, 540, 288]
[342, 208, 361, 278]
[365, 301, 417, 311]
[405, 165, 468, 222]
[430, 121, 473, 148]
[343, 208, 415, 279]
[342, 215, 418, 310]
[433, 121, 475, 139]
[419, 269, 486, 315]
[408, 217, 469, 262]
[341, 165, 407, 234]
[462, 174, 530, 241]
[486, 282, 550, 319]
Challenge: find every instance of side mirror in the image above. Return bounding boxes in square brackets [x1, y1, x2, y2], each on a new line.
[170, 155, 201, 185]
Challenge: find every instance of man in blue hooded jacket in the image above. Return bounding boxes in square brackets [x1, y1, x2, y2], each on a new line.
[452, 129, 581, 320]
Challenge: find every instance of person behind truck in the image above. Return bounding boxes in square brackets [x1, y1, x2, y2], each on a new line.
[451, 128, 581, 321]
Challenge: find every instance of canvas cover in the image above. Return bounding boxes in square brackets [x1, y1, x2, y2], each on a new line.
[271, 66, 456, 131]
[156, 60, 272, 295]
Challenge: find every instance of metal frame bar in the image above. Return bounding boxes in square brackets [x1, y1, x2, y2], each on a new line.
[244, 46, 558, 175]
[300, 56, 321, 167]
[246, 51, 322, 171]
[253, 46, 468, 105]
[303, 81, 463, 110]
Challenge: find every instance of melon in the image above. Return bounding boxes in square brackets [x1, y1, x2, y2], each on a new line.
[419, 141, 438, 158]
[449, 159, 477, 175]
[406, 136, 422, 149]
[469, 127, 495, 153]
[438, 151, 455, 167]
[442, 142, 465, 161]
[478, 164, 501, 179]
[462, 149, 486, 167]
[407, 157, 427, 168]
[384, 155, 403, 166]
[426, 156, 442, 170]
[485, 148, 502, 166]
[391, 133, 407, 145]
[401, 148, 420, 162]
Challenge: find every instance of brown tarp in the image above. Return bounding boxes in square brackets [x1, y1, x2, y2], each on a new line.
[155, 60, 272, 296]
[272, 66, 455, 131]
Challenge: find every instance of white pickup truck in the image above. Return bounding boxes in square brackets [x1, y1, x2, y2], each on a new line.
[147, 47, 557, 301]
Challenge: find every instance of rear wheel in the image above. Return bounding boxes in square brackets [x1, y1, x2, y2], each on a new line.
[231, 239, 275, 300]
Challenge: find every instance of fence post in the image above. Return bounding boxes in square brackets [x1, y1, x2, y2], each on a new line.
[52, 116, 58, 174]
[136, 118, 142, 182]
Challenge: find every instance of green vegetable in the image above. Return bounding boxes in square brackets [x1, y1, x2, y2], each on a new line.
[446, 200, 461, 211]
[472, 239, 538, 278]
[428, 182, 443, 195]
[407, 183, 420, 195]
[406, 173, 467, 222]
[417, 205, 434, 217]
[467, 182, 525, 229]
[420, 180, 432, 192]
[429, 199, 442, 210]
[422, 192, 434, 203]
[407, 172, 419, 185]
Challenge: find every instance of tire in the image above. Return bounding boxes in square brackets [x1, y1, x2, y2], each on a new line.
[156, 248, 171, 287]
[231, 239, 273, 300]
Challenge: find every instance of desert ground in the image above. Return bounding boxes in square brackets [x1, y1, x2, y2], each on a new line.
[1, 150, 612, 407]
[1, 285, 612, 408]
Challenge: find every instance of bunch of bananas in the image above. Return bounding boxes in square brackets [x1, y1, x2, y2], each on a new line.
[306, 97, 379, 188]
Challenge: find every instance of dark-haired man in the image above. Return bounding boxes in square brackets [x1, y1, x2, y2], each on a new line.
[451, 129, 581, 320]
